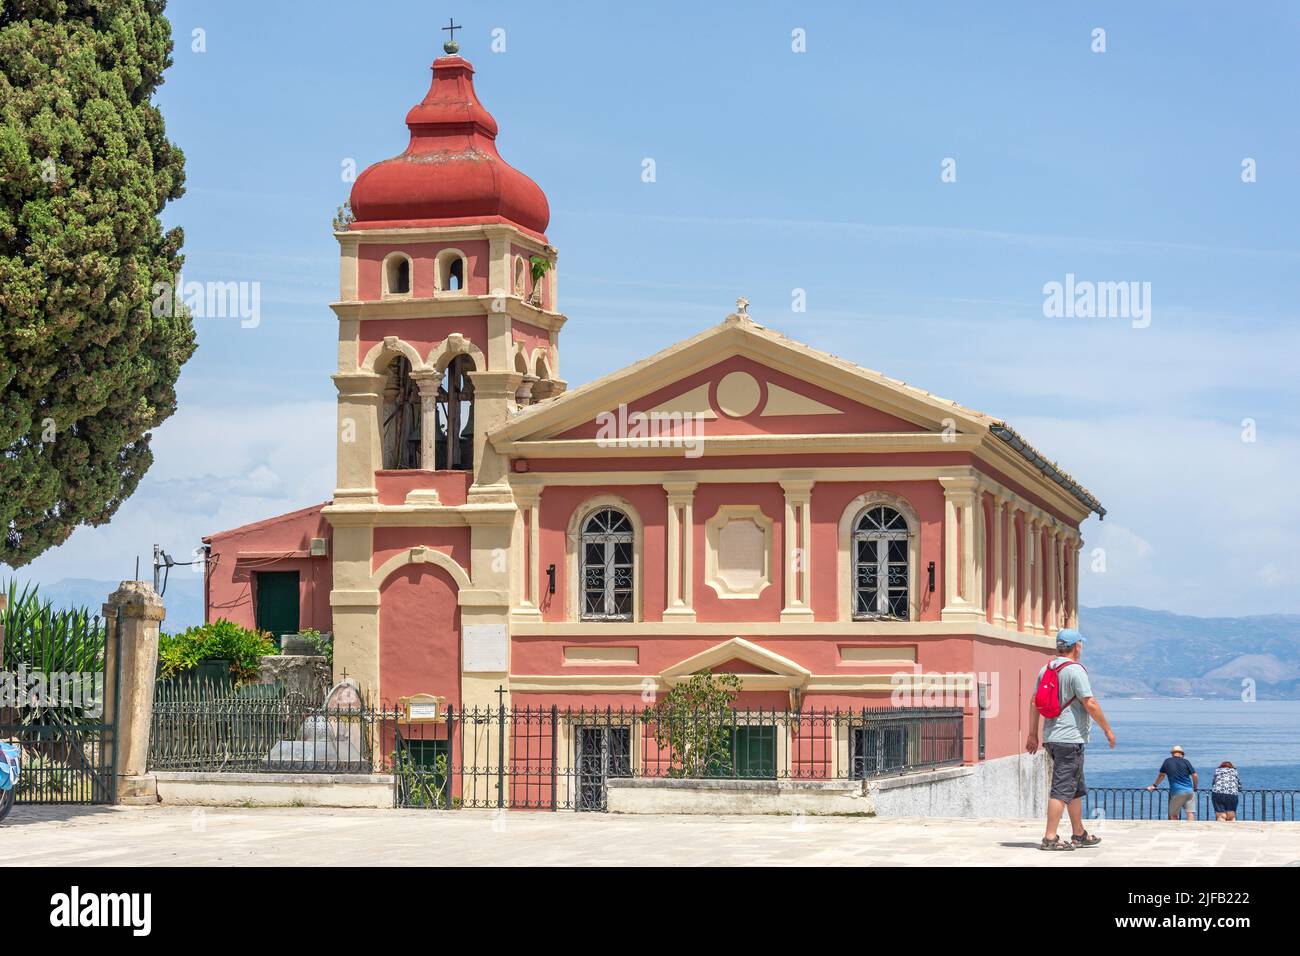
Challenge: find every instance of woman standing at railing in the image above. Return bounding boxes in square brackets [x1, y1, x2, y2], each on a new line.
[1211, 762, 1243, 822]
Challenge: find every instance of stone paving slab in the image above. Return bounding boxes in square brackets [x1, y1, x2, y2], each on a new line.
[2, 805, 1298, 866]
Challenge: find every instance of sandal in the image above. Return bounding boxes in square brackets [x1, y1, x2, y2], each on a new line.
[1071, 831, 1102, 848]
[1039, 836, 1075, 851]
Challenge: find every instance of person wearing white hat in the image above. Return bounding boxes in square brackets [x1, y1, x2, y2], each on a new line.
[1149, 745, 1198, 820]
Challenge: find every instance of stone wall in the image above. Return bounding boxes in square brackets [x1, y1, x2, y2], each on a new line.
[257, 654, 330, 702]
[867, 751, 1047, 819]
[154, 772, 393, 808]
[607, 752, 1048, 819]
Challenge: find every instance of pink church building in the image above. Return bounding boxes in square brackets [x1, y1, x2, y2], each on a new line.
[203, 50, 1104, 807]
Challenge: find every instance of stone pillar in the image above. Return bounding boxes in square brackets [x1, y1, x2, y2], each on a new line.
[939, 477, 982, 622]
[462, 507, 517, 710]
[663, 481, 697, 622]
[780, 480, 815, 623]
[467, 370, 524, 502]
[412, 370, 440, 470]
[102, 581, 164, 805]
[483, 225, 512, 299]
[333, 371, 384, 505]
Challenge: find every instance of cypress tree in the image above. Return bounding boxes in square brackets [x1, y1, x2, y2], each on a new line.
[0, 0, 194, 565]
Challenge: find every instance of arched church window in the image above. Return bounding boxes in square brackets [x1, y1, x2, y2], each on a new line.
[580, 508, 634, 621]
[384, 254, 411, 296]
[434, 354, 475, 471]
[435, 250, 467, 294]
[853, 506, 910, 619]
[381, 355, 421, 469]
[513, 256, 526, 296]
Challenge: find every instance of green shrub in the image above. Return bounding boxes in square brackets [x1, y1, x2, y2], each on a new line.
[157, 619, 277, 682]
[297, 628, 333, 666]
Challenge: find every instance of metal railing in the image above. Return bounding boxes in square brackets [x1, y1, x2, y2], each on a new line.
[148, 693, 965, 810]
[1084, 787, 1300, 822]
[1, 606, 120, 805]
[149, 681, 374, 773]
[394, 705, 966, 811]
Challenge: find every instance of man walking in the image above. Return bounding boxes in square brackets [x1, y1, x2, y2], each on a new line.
[1026, 628, 1116, 851]
[1148, 746, 1198, 820]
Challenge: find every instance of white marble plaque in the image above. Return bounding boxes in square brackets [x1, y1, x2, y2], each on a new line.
[463, 624, 509, 672]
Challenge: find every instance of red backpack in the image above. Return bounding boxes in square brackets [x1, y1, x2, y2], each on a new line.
[1034, 660, 1082, 719]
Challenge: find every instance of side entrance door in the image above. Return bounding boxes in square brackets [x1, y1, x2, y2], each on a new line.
[254, 571, 300, 645]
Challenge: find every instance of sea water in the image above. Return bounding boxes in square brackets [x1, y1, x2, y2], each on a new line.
[1082, 698, 1300, 790]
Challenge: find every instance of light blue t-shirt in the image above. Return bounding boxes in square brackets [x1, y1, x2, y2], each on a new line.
[1036, 657, 1094, 745]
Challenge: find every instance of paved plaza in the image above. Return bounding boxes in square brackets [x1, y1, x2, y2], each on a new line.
[3, 805, 1298, 866]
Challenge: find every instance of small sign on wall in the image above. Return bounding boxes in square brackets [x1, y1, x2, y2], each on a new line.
[463, 624, 508, 672]
[400, 693, 445, 723]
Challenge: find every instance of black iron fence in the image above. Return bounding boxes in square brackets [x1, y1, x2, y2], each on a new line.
[0, 605, 120, 805]
[395, 705, 965, 811]
[1084, 787, 1300, 822]
[149, 680, 374, 773]
[148, 694, 965, 810]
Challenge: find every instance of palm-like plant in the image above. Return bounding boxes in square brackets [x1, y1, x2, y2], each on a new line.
[1, 580, 109, 797]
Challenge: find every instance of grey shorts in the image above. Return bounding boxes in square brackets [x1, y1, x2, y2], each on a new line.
[1169, 791, 1196, 818]
[1045, 742, 1087, 801]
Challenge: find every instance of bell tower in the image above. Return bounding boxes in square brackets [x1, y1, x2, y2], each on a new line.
[325, 39, 566, 704]
[332, 41, 566, 505]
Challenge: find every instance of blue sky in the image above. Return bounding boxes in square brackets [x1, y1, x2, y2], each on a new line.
[12, 1, 1300, 619]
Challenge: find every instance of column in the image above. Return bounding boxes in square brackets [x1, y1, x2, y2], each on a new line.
[780, 480, 815, 622]
[992, 496, 1006, 625]
[974, 492, 987, 618]
[1024, 515, 1038, 634]
[939, 476, 982, 622]
[466, 369, 524, 502]
[1005, 506, 1018, 629]
[412, 371, 440, 471]
[332, 371, 385, 504]
[512, 485, 543, 622]
[103, 581, 165, 805]
[1046, 526, 1059, 635]
[663, 481, 697, 622]
[1071, 536, 1083, 628]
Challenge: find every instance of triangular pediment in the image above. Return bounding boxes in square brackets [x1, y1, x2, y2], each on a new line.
[660, 638, 811, 686]
[491, 315, 992, 447]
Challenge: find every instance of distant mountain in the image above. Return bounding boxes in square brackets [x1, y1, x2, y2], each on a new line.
[7, 575, 205, 633]
[1079, 606, 1300, 700]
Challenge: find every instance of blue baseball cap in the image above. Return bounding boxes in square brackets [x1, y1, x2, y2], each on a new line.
[1056, 628, 1085, 647]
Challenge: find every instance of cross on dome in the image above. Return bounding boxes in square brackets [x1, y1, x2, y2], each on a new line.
[442, 18, 462, 54]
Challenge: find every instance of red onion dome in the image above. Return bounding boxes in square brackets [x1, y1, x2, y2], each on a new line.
[349, 56, 550, 237]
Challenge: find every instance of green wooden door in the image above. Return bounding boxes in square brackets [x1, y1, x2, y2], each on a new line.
[254, 571, 300, 645]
